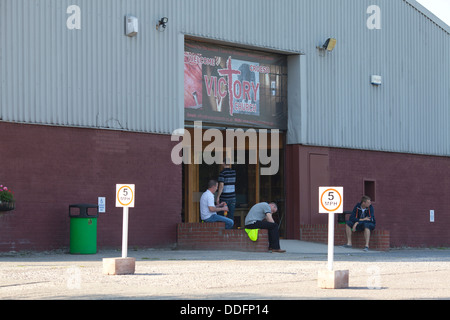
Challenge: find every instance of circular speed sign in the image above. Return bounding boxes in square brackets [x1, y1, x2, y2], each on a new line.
[319, 187, 343, 214]
[116, 184, 135, 208]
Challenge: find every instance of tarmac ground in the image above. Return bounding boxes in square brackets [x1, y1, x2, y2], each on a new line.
[1, 240, 450, 303]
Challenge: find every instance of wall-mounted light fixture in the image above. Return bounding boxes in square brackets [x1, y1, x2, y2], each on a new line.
[125, 15, 138, 37]
[323, 38, 337, 51]
[317, 38, 337, 55]
[156, 17, 169, 31]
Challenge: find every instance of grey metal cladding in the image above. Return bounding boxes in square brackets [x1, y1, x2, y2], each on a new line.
[0, 0, 449, 156]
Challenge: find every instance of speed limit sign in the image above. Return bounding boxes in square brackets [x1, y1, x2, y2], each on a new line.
[116, 184, 135, 208]
[318, 187, 346, 276]
[319, 187, 343, 214]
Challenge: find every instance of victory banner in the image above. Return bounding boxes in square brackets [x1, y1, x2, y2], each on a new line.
[184, 41, 287, 130]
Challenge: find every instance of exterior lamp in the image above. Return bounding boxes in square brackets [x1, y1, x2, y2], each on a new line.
[156, 17, 169, 31]
[317, 38, 337, 55]
[323, 38, 337, 51]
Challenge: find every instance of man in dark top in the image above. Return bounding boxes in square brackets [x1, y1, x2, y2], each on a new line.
[343, 195, 376, 251]
[216, 161, 236, 222]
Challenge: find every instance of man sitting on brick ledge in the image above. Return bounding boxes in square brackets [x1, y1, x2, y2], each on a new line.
[200, 180, 234, 229]
[245, 202, 286, 253]
[343, 195, 376, 252]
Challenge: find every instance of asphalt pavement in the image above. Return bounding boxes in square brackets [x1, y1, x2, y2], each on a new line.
[1, 240, 449, 303]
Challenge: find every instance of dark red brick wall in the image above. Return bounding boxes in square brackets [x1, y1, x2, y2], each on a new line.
[0, 122, 181, 252]
[287, 145, 450, 248]
[177, 223, 269, 252]
[3, 122, 448, 252]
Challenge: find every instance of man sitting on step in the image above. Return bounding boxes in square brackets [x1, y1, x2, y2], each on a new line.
[342, 195, 376, 252]
[200, 180, 234, 230]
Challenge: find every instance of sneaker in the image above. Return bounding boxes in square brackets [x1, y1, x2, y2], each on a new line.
[271, 249, 286, 253]
[341, 244, 352, 249]
[363, 246, 369, 252]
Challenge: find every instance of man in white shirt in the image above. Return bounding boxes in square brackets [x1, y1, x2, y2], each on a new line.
[200, 180, 234, 229]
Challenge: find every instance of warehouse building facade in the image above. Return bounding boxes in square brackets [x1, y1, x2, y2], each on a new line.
[0, 0, 449, 251]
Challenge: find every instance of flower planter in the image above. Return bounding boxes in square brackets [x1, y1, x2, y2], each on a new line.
[0, 201, 15, 212]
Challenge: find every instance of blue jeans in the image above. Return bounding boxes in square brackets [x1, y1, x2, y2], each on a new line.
[218, 200, 236, 222]
[205, 214, 234, 229]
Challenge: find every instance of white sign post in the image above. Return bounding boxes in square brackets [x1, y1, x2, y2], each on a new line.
[317, 187, 349, 289]
[319, 187, 343, 270]
[115, 184, 135, 258]
[102, 184, 136, 276]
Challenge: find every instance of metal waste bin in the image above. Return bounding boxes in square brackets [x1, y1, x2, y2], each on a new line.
[69, 204, 99, 254]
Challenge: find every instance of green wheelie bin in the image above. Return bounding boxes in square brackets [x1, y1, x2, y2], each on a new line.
[69, 204, 99, 254]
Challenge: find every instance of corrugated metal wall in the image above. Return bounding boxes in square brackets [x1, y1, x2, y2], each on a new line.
[1, 0, 449, 156]
[0, 0, 185, 134]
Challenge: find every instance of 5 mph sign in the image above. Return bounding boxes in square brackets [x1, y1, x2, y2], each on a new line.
[319, 187, 343, 214]
[318, 186, 345, 275]
[317, 186, 349, 287]
[116, 184, 135, 208]
[115, 184, 135, 260]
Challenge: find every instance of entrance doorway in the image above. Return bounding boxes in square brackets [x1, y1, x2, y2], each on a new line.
[181, 127, 286, 237]
[182, 39, 289, 237]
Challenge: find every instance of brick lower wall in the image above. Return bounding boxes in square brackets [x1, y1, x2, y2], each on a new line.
[287, 145, 450, 248]
[177, 223, 269, 252]
[300, 224, 390, 251]
[0, 122, 181, 252]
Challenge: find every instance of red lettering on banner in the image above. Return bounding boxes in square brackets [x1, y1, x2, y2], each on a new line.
[250, 65, 270, 73]
[185, 52, 216, 66]
[205, 76, 216, 97]
[251, 82, 260, 100]
[198, 57, 262, 116]
[218, 77, 227, 98]
[218, 57, 241, 116]
[233, 81, 242, 100]
[242, 81, 251, 101]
